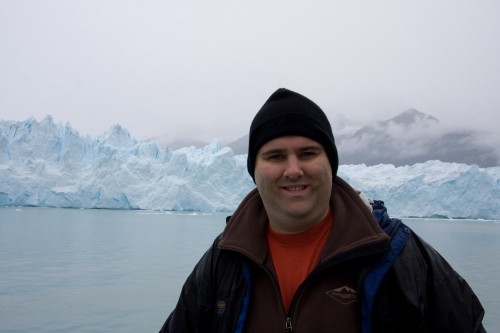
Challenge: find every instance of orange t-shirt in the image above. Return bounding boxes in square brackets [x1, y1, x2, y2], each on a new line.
[267, 210, 333, 313]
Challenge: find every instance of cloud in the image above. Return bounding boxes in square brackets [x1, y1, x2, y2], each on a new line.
[0, 0, 499, 144]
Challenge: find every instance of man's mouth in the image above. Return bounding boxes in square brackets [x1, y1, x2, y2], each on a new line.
[283, 185, 307, 191]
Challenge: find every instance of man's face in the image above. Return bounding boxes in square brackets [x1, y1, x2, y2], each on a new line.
[254, 135, 333, 233]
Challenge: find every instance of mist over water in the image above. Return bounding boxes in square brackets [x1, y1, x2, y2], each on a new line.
[0, 208, 497, 332]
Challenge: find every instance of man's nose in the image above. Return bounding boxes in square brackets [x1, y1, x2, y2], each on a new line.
[283, 156, 304, 179]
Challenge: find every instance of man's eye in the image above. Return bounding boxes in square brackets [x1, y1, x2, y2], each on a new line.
[300, 151, 317, 159]
[267, 154, 284, 161]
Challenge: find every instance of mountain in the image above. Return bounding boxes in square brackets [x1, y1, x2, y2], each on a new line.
[145, 133, 210, 150]
[224, 109, 499, 167]
[336, 109, 499, 167]
[226, 135, 248, 155]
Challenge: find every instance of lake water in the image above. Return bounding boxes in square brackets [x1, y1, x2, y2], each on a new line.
[0, 207, 498, 332]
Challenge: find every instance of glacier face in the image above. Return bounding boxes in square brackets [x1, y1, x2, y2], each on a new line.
[1, 116, 499, 219]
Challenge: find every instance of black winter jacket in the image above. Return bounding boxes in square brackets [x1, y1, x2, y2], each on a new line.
[160, 182, 485, 333]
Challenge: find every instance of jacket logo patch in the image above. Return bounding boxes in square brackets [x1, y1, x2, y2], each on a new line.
[216, 300, 226, 315]
[326, 286, 357, 304]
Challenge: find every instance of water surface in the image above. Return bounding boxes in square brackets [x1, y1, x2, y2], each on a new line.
[0, 208, 497, 332]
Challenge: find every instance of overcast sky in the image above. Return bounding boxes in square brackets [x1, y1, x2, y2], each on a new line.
[1, 0, 499, 143]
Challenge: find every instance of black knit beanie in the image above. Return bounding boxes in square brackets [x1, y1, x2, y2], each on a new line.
[247, 88, 339, 181]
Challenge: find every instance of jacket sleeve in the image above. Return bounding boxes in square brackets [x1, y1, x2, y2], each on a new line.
[392, 232, 486, 332]
[159, 239, 218, 333]
[159, 235, 248, 333]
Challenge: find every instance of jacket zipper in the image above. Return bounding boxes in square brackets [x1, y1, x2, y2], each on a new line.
[281, 256, 373, 333]
[261, 265, 294, 332]
[285, 316, 293, 332]
[256, 241, 391, 333]
[280, 259, 364, 333]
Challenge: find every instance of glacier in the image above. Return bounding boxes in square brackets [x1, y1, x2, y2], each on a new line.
[1, 116, 499, 220]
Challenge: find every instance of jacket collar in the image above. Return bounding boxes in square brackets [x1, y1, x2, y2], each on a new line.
[218, 176, 390, 265]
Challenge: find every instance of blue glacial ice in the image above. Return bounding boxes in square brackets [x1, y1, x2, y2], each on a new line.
[1, 116, 499, 219]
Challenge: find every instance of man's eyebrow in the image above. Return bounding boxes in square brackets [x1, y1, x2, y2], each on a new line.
[299, 145, 323, 151]
[260, 148, 286, 156]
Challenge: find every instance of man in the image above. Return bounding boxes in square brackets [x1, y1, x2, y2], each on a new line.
[160, 88, 485, 332]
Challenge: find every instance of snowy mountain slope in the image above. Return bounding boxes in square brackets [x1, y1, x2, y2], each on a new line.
[227, 109, 499, 167]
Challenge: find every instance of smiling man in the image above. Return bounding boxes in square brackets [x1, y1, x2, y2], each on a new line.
[160, 88, 485, 332]
[255, 136, 333, 234]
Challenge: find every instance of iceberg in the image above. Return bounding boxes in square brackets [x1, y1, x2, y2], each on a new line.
[1, 116, 499, 219]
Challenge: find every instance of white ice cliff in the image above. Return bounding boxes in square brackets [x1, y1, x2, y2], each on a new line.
[1, 116, 499, 219]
